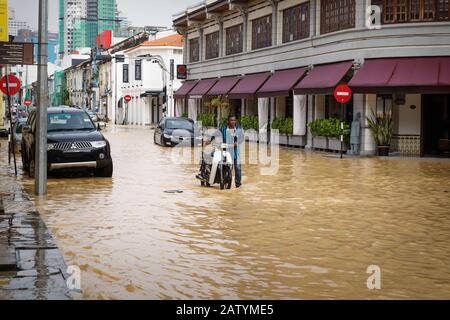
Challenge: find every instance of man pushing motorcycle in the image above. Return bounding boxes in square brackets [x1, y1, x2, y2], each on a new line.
[202, 115, 244, 188]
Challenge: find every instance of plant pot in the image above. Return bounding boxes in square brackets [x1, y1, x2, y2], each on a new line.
[312, 136, 328, 149]
[328, 138, 347, 152]
[377, 146, 390, 156]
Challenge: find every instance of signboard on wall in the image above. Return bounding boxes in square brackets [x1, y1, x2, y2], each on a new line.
[0, 42, 34, 65]
[0, 0, 8, 42]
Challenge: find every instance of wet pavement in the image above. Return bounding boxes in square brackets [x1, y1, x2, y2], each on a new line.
[7, 125, 450, 299]
[0, 141, 71, 300]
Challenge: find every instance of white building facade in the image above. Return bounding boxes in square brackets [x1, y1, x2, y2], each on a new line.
[112, 34, 184, 126]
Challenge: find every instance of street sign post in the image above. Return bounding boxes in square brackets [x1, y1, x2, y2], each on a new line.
[124, 95, 132, 103]
[334, 84, 352, 104]
[334, 85, 353, 159]
[2, 72, 19, 175]
[0, 42, 34, 65]
[0, 74, 21, 96]
[177, 64, 187, 80]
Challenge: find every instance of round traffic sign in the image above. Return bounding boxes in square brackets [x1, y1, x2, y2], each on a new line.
[24, 99, 33, 107]
[334, 84, 352, 104]
[124, 95, 132, 103]
[0, 75, 21, 96]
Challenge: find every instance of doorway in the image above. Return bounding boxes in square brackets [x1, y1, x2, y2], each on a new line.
[422, 94, 450, 157]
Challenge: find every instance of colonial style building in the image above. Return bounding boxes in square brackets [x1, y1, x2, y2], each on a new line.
[173, 0, 450, 157]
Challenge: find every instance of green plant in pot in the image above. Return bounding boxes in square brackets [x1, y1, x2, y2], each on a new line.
[366, 111, 394, 156]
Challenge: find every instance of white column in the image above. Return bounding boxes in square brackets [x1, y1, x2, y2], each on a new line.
[293, 95, 307, 136]
[140, 97, 145, 126]
[306, 95, 315, 149]
[361, 94, 377, 156]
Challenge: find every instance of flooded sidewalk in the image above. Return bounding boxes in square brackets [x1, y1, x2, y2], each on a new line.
[0, 140, 71, 300]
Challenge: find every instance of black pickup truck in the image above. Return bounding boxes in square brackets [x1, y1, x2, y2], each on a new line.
[21, 106, 113, 177]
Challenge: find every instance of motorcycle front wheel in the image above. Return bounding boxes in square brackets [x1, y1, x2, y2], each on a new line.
[220, 166, 232, 190]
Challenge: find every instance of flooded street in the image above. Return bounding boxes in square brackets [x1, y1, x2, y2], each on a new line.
[13, 126, 450, 299]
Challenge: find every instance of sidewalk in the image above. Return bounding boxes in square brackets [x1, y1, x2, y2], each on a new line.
[0, 140, 72, 300]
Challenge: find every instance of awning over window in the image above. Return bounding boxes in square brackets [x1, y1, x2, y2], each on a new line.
[294, 61, 354, 95]
[188, 79, 218, 98]
[207, 76, 241, 96]
[174, 80, 198, 99]
[349, 57, 450, 93]
[257, 68, 307, 97]
[228, 73, 271, 99]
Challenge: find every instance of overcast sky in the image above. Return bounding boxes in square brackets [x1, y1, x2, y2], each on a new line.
[9, 0, 199, 33]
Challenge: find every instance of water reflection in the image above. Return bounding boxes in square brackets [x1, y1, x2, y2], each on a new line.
[17, 126, 450, 300]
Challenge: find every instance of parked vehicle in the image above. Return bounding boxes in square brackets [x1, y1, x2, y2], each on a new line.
[21, 107, 113, 177]
[154, 117, 201, 147]
[86, 110, 98, 122]
[11, 117, 27, 152]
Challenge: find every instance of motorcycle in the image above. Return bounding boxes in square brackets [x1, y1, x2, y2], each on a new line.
[197, 138, 234, 190]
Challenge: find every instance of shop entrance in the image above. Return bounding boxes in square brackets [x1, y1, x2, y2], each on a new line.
[422, 94, 450, 157]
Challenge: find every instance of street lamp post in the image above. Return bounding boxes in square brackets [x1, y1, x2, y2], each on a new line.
[35, 0, 49, 196]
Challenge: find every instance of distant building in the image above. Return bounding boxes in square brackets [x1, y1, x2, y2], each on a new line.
[59, 0, 86, 55]
[59, 0, 117, 56]
[15, 29, 59, 64]
[8, 7, 30, 37]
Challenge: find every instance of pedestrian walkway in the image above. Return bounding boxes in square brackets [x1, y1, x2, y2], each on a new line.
[0, 140, 71, 300]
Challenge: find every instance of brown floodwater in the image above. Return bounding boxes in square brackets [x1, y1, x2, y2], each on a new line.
[14, 126, 450, 299]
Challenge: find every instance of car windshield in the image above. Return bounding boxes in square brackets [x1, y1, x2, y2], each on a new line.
[166, 119, 193, 130]
[48, 112, 95, 132]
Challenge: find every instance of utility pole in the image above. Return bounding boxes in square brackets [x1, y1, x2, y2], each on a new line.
[35, 0, 48, 196]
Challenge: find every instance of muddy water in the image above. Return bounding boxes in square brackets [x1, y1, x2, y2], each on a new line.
[16, 126, 450, 299]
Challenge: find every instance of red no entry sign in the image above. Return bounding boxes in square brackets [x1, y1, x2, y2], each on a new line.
[24, 99, 33, 107]
[124, 95, 132, 103]
[0, 75, 21, 96]
[334, 84, 352, 104]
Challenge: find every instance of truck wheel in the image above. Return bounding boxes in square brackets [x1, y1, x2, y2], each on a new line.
[95, 162, 113, 178]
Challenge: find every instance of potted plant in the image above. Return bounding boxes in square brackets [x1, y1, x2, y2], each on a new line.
[272, 117, 291, 146]
[367, 111, 393, 156]
[309, 118, 349, 151]
[241, 115, 259, 142]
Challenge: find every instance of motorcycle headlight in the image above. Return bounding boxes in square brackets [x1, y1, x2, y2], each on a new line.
[47, 143, 55, 151]
[91, 141, 107, 149]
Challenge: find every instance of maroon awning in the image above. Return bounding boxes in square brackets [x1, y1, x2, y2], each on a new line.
[228, 73, 271, 99]
[174, 80, 198, 99]
[257, 68, 307, 97]
[188, 78, 218, 98]
[349, 57, 450, 93]
[207, 76, 240, 96]
[294, 61, 353, 95]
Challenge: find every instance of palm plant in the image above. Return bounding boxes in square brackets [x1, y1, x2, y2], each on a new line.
[367, 110, 394, 156]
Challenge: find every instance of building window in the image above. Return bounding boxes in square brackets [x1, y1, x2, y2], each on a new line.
[438, 0, 450, 20]
[384, 0, 440, 23]
[205, 31, 219, 60]
[252, 15, 272, 50]
[282, 2, 310, 43]
[226, 24, 243, 55]
[189, 38, 200, 63]
[123, 64, 129, 83]
[320, 0, 356, 34]
[135, 60, 142, 81]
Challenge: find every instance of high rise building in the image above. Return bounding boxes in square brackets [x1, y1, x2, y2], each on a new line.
[59, 0, 117, 56]
[59, 0, 86, 55]
[8, 7, 30, 37]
